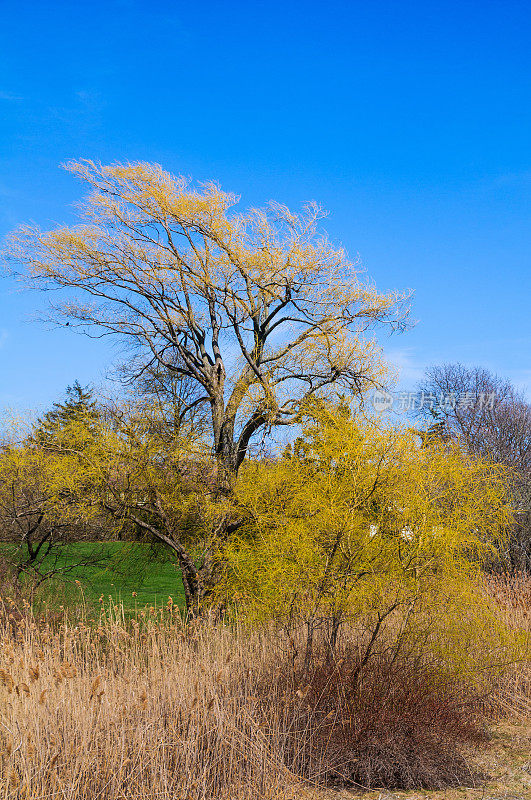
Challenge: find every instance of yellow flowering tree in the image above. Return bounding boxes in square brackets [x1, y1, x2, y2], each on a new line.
[0, 400, 106, 589]
[6, 160, 409, 488]
[218, 400, 514, 668]
[0, 399, 222, 610]
[73, 404, 223, 612]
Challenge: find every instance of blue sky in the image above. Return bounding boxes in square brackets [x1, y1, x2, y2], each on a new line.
[1, 0, 530, 413]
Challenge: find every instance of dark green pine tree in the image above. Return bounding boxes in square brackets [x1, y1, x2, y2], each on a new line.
[33, 380, 99, 444]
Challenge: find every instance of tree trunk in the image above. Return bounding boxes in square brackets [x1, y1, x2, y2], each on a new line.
[210, 398, 238, 494]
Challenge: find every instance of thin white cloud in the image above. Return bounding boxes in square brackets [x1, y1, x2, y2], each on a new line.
[385, 348, 425, 389]
[0, 330, 8, 349]
[0, 91, 22, 101]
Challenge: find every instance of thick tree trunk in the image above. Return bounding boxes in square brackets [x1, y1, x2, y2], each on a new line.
[210, 397, 235, 488]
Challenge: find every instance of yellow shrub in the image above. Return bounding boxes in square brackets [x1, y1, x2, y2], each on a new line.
[218, 399, 518, 675]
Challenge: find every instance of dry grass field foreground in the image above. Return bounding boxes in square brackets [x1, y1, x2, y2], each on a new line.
[0, 573, 528, 800]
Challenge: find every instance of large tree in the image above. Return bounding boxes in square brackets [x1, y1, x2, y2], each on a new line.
[7, 161, 409, 487]
[415, 363, 531, 569]
[415, 364, 531, 498]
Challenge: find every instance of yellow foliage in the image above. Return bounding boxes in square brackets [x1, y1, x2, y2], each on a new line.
[6, 160, 410, 477]
[0, 404, 214, 556]
[219, 399, 514, 629]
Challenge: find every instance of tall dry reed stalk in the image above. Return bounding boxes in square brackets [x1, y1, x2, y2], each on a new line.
[0, 574, 528, 799]
[484, 571, 531, 717]
[0, 601, 303, 800]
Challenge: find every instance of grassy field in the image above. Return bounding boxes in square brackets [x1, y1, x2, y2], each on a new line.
[1, 541, 186, 611]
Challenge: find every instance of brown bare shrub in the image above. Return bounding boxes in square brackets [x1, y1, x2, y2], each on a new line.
[263, 637, 493, 791]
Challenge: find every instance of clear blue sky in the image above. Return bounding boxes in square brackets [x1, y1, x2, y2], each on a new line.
[1, 0, 530, 413]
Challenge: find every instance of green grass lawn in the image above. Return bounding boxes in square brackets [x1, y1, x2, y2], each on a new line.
[1, 541, 187, 612]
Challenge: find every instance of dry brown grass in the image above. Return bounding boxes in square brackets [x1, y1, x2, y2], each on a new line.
[0, 574, 527, 800]
[0, 602, 302, 800]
